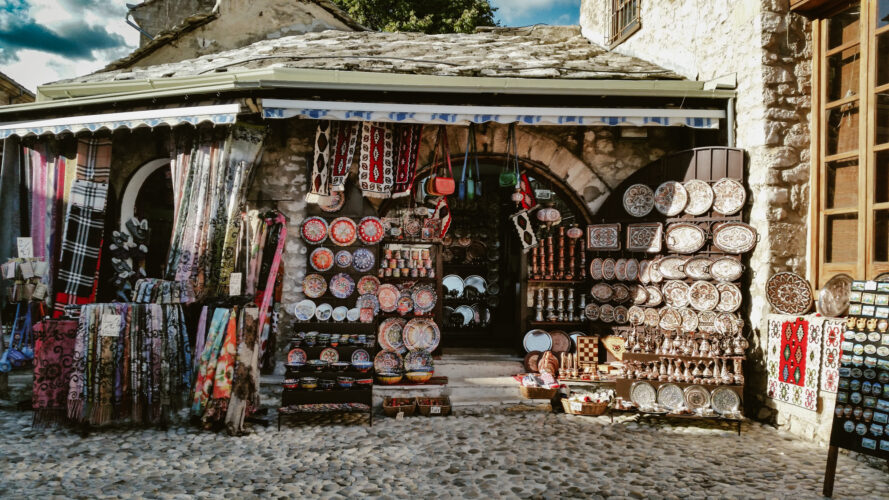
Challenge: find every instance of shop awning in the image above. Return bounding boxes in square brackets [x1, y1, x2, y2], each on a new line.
[0, 103, 240, 139]
[261, 99, 724, 129]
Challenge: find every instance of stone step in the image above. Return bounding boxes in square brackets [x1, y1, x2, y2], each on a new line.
[433, 358, 524, 380]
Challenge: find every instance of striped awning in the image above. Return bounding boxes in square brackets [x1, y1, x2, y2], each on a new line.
[0, 103, 240, 139]
[262, 99, 723, 129]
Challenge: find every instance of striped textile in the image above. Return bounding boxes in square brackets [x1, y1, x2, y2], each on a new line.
[75, 138, 111, 182]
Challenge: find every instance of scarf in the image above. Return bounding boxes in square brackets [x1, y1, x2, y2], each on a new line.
[359, 122, 394, 198]
[391, 124, 423, 198]
[203, 309, 238, 424]
[330, 121, 359, 191]
[519, 173, 537, 210]
[192, 307, 230, 415]
[31, 319, 79, 427]
[430, 196, 452, 238]
[0, 138, 22, 308]
[256, 214, 287, 357]
[306, 120, 332, 203]
[225, 307, 259, 435]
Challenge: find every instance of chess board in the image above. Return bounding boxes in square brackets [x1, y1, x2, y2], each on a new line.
[576, 336, 599, 366]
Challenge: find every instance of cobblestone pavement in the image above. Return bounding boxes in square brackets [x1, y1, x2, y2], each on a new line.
[0, 402, 887, 500]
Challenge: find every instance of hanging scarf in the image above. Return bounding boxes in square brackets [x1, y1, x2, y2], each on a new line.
[256, 214, 287, 357]
[66, 307, 89, 421]
[31, 319, 79, 427]
[359, 122, 394, 198]
[306, 121, 332, 203]
[192, 306, 209, 379]
[0, 138, 22, 308]
[225, 307, 260, 435]
[519, 173, 537, 210]
[329, 121, 359, 191]
[192, 307, 229, 415]
[430, 196, 452, 238]
[391, 124, 423, 198]
[203, 309, 238, 423]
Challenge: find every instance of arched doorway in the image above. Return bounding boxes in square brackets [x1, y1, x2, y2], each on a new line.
[120, 159, 175, 278]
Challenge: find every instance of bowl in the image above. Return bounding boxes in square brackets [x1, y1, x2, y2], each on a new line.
[405, 371, 434, 384]
[337, 376, 354, 389]
[307, 360, 328, 372]
[331, 361, 351, 372]
[299, 377, 318, 390]
[285, 362, 305, 373]
[355, 378, 373, 386]
[319, 378, 335, 391]
[376, 372, 403, 385]
[282, 378, 300, 390]
[304, 338, 317, 347]
[289, 338, 303, 348]
[352, 361, 373, 373]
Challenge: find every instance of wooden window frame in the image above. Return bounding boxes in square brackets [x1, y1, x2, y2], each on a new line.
[608, 0, 641, 49]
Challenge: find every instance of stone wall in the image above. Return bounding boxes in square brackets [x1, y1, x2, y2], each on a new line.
[582, 0, 822, 441]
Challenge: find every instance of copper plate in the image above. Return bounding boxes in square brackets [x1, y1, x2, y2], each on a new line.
[818, 273, 853, 318]
[766, 272, 813, 315]
[524, 351, 542, 372]
[550, 330, 572, 353]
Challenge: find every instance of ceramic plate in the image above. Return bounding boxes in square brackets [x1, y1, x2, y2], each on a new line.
[332, 306, 348, 322]
[612, 283, 630, 303]
[662, 280, 690, 308]
[294, 299, 316, 321]
[602, 259, 616, 280]
[550, 330, 572, 352]
[378, 317, 407, 352]
[352, 349, 371, 363]
[310, 247, 335, 272]
[301, 217, 328, 244]
[628, 306, 645, 325]
[630, 381, 657, 408]
[397, 296, 414, 316]
[615, 258, 628, 281]
[443, 275, 465, 297]
[682, 256, 712, 280]
[710, 257, 744, 282]
[454, 305, 474, 326]
[818, 273, 853, 317]
[374, 350, 403, 373]
[689, 281, 719, 311]
[591, 283, 614, 303]
[659, 307, 682, 330]
[404, 349, 434, 372]
[335, 250, 353, 268]
[587, 224, 621, 251]
[665, 223, 706, 254]
[318, 191, 345, 213]
[319, 347, 339, 363]
[357, 293, 381, 314]
[403, 318, 441, 352]
[315, 303, 333, 321]
[623, 184, 655, 217]
[287, 348, 307, 363]
[347, 308, 361, 322]
[356, 275, 381, 295]
[303, 274, 327, 299]
[377, 284, 400, 313]
[590, 258, 604, 280]
[412, 285, 437, 314]
[643, 307, 660, 327]
[716, 312, 742, 336]
[658, 256, 688, 280]
[713, 222, 757, 254]
[352, 248, 376, 272]
[711, 387, 741, 415]
[684, 385, 711, 410]
[584, 303, 600, 321]
[683, 179, 714, 215]
[716, 282, 742, 313]
[328, 273, 355, 299]
[639, 260, 651, 284]
[657, 383, 685, 411]
[625, 258, 639, 281]
[613, 305, 629, 324]
[631, 285, 649, 305]
[712, 178, 746, 215]
[329, 217, 358, 246]
[357, 216, 384, 245]
[766, 272, 813, 315]
[464, 275, 487, 295]
[654, 181, 688, 216]
[626, 223, 663, 253]
[523, 329, 553, 353]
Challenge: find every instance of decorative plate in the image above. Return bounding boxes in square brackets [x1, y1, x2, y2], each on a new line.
[346, 308, 361, 322]
[818, 273, 853, 317]
[665, 223, 707, 254]
[351, 349, 371, 363]
[649, 259, 664, 283]
[626, 223, 663, 253]
[523, 329, 552, 353]
[404, 217, 422, 238]
[587, 224, 621, 251]
[658, 256, 688, 280]
[630, 381, 657, 408]
[287, 348, 307, 363]
[682, 256, 712, 280]
[613, 306, 629, 324]
[301, 217, 328, 244]
[711, 387, 741, 415]
[328, 273, 355, 299]
[335, 250, 353, 268]
[403, 318, 441, 352]
[303, 274, 327, 299]
[659, 307, 682, 331]
[404, 349, 434, 372]
[615, 259, 628, 281]
[683, 179, 714, 216]
[680, 308, 699, 332]
[602, 259, 616, 280]
[294, 299, 316, 321]
[625, 259, 639, 281]
[628, 305, 645, 325]
[766, 272, 813, 315]
[318, 191, 345, 213]
[712, 178, 746, 215]
[689, 281, 719, 311]
[377, 284, 400, 312]
[352, 248, 376, 272]
[550, 330, 572, 353]
[715, 282, 742, 313]
[378, 317, 407, 352]
[712, 222, 757, 254]
[319, 347, 339, 363]
[356, 275, 381, 295]
[662, 280, 690, 308]
[710, 257, 744, 282]
[464, 275, 487, 295]
[524, 351, 542, 373]
[716, 313, 742, 336]
[612, 283, 630, 303]
[599, 304, 615, 323]
[310, 247, 335, 272]
[644, 286, 663, 307]
[329, 217, 358, 246]
[643, 307, 660, 328]
[315, 303, 333, 321]
[590, 258, 604, 280]
[684, 385, 711, 410]
[657, 383, 685, 411]
[357, 217, 384, 245]
[639, 260, 651, 284]
[584, 303, 600, 321]
[374, 350, 403, 373]
[654, 181, 688, 216]
[332, 306, 348, 322]
[411, 285, 438, 314]
[591, 283, 614, 303]
[697, 310, 718, 334]
[622, 184, 655, 217]
[630, 285, 649, 305]
[396, 296, 414, 316]
[443, 275, 465, 297]
[357, 293, 381, 314]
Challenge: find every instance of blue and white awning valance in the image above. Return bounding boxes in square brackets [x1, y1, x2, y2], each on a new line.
[262, 99, 723, 129]
[0, 104, 241, 139]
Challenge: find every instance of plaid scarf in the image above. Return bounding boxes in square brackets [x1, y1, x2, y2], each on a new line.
[359, 122, 394, 198]
[330, 121, 359, 191]
[31, 319, 79, 427]
[306, 120, 332, 203]
[391, 124, 423, 198]
[75, 138, 111, 182]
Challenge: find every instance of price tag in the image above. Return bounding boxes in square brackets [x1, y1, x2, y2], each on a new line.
[19, 261, 34, 279]
[33, 261, 47, 277]
[395, 411, 404, 420]
[2, 263, 13, 279]
[229, 273, 242, 296]
[100, 314, 121, 337]
[32, 283, 47, 301]
[16, 237, 33, 259]
[570, 402, 583, 412]
[430, 406, 441, 415]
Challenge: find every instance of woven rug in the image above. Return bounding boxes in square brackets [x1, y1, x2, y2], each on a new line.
[820, 318, 843, 393]
[330, 121, 359, 191]
[359, 122, 394, 198]
[766, 314, 823, 410]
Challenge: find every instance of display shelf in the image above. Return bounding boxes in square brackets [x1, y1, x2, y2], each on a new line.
[374, 376, 449, 387]
[381, 239, 439, 245]
[528, 321, 587, 328]
[291, 321, 377, 328]
[442, 327, 494, 334]
[622, 352, 746, 363]
[527, 279, 587, 285]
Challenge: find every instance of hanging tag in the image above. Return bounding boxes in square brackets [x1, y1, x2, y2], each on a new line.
[19, 261, 34, 280]
[100, 314, 121, 337]
[229, 272, 242, 296]
[395, 411, 404, 420]
[33, 261, 47, 278]
[430, 406, 441, 415]
[32, 283, 47, 301]
[570, 402, 583, 412]
[2, 263, 13, 279]
[16, 237, 33, 259]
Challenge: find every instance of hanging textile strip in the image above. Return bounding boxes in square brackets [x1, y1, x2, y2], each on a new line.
[256, 214, 287, 357]
[245, 210, 267, 295]
[519, 173, 537, 211]
[0, 138, 22, 307]
[510, 209, 539, 252]
[28, 147, 47, 261]
[75, 138, 111, 183]
[31, 319, 79, 427]
[192, 306, 209, 379]
[192, 307, 230, 415]
[225, 307, 260, 435]
[203, 308, 238, 424]
[306, 120, 332, 203]
[359, 121, 395, 198]
[330, 121, 359, 191]
[391, 124, 423, 198]
[430, 196, 452, 239]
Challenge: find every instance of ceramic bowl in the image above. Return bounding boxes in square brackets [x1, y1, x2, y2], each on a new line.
[299, 377, 318, 390]
[319, 378, 335, 391]
[282, 378, 300, 390]
[376, 372, 403, 385]
[352, 361, 373, 373]
[307, 360, 328, 372]
[331, 361, 351, 372]
[355, 378, 373, 386]
[405, 371, 433, 383]
[303, 338, 317, 348]
[337, 376, 354, 389]
[285, 362, 305, 373]
[289, 338, 303, 348]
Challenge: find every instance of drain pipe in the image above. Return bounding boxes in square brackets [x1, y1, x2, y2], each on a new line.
[726, 97, 736, 147]
[125, 6, 154, 42]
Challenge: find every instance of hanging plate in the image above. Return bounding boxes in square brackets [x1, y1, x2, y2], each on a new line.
[287, 348, 307, 363]
[328, 273, 355, 299]
[356, 275, 381, 295]
[712, 222, 757, 254]
[319, 347, 339, 363]
[662, 280, 690, 308]
[644, 307, 660, 328]
[587, 224, 621, 251]
[657, 256, 688, 280]
[711, 387, 741, 415]
[584, 303, 600, 321]
[710, 257, 744, 282]
[351, 349, 371, 364]
[335, 250, 353, 268]
[357, 293, 381, 314]
[628, 306, 645, 325]
[613, 306, 629, 325]
[310, 247, 335, 272]
[318, 191, 345, 213]
[403, 318, 441, 352]
[654, 181, 689, 216]
[649, 258, 664, 283]
[716, 312, 742, 336]
[657, 383, 686, 411]
[682, 179, 714, 216]
[329, 217, 358, 246]
[442, 275, 465, 297]
[712, 178, 746, 215]
[766, 272, 813, 315]
[602, 259, 617, 280]
[644, 285, 663, 307]
[523, 329, 552, 353]
[630, 381, 657, 408]
[303, 274, 327, 299]
[411, 285, 438, 314]
[357, 216, 384, 245]
[626, 223, 663, 253]
[630, 285, 649, 305]
[301, 216, 328, 244]
[665, 223, 707, 254]
[404, 349, 434, 372]
[599, 304, 615, 323]
[680, 308, 699, 332]
[294, 299, 316, 321]
[524, 351, 542, 373]
[374, 350, 403, 373]
[715, 282, 743, 313]
[688, 281, 719, 311]
[612, 283, 630, 303]
[639, 260, 651, 284]
[625, 258, 639, 281]
[377, 284, 400, 313]
[622, 183, 655, 217]
[684, 385, 712, 410]
[682, 256, 713, 281]
[550, 330, 572, 353]
[352, 248, 376, 272]
[818, 273, 853, 318]
[346, 308, 361, 322]
[332, 306, 348, 322]
[614, 259, 628, 281]
[464, 275, 487, 295]
[315, 303, 333, 321]
[697, 310, 718, 334]
[591, 283, 614, 303]
[659, 307, 682, 331]
[396, 296, 414, 316]
[378, 317, 407, 352]
[590, 258, 604, 280]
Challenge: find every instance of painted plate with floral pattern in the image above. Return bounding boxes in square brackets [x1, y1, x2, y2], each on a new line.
[602, 258, 616, 280]
[711, 387, 741, 415]
[591, 283, 614, 303]
[404, 349, 434, 371]
[688, 280, 719, 311]
[684, 385, 711, 410]
[713, 222, 757, 254]
[622, 183, 655, 217]
[329, 217, 358, 246]
[654, 181, 688, 216]
[715, 282, 742, 312]
[625, 258, 639, 281]
[712, 178, 746, 215]
[378, 317, 407, 352]
[665, 223, 707, 254]
[357, 216, 384, 245]
[682, 179, 714, 215]
[329, 273, 355, 299]
[403, 318, 441, 352]
[374, 350, 403, 373]
[287, 348, 307, 363]
[680, 308, 699, 332]
[356, 275, 381, 295]
[584, 303, 600, 321]
[303, 274, 327, 298]
[644, 285, 663, 307]
[412, 285, 437, 314]
[662, 280, 690, 308]
[615, 259, 628, 281]
[352, 248, 376, 272]
[590, 258, 604, 280]
[377, 284, 400, 312]
[710, 257, 744, 282]
[301, 217, 328, 244]
[599, 304, 615, 323]
[628, 305, 645, 325]
[351, 349, 371, 364]
[319, 191, 345, 213]
[310, 247, 335, 272]
[357, 293, 381, 314]
[335, 250, 352, 268]
[397, 295, 414, 316]
[766, 272, 813, 315]
[319, 347, 339, 363]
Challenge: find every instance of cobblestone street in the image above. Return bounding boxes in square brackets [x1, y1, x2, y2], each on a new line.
[0, 403, 887, 500]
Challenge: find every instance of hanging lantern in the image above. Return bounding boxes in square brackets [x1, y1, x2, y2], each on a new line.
[567, 225, 583, 239]
[536, 208, 550, 222]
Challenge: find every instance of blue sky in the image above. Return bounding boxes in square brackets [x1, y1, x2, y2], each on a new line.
[0, 0, 583, 93]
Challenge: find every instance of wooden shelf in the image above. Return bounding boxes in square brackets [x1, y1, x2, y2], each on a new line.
[623, 352, 746, 363]
[527, 279, 587, 285]
[528, 321, 587, 328]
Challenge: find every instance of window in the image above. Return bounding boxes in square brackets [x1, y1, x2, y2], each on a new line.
[812, 1, 889, 285]
[609, 0, 641, 48]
